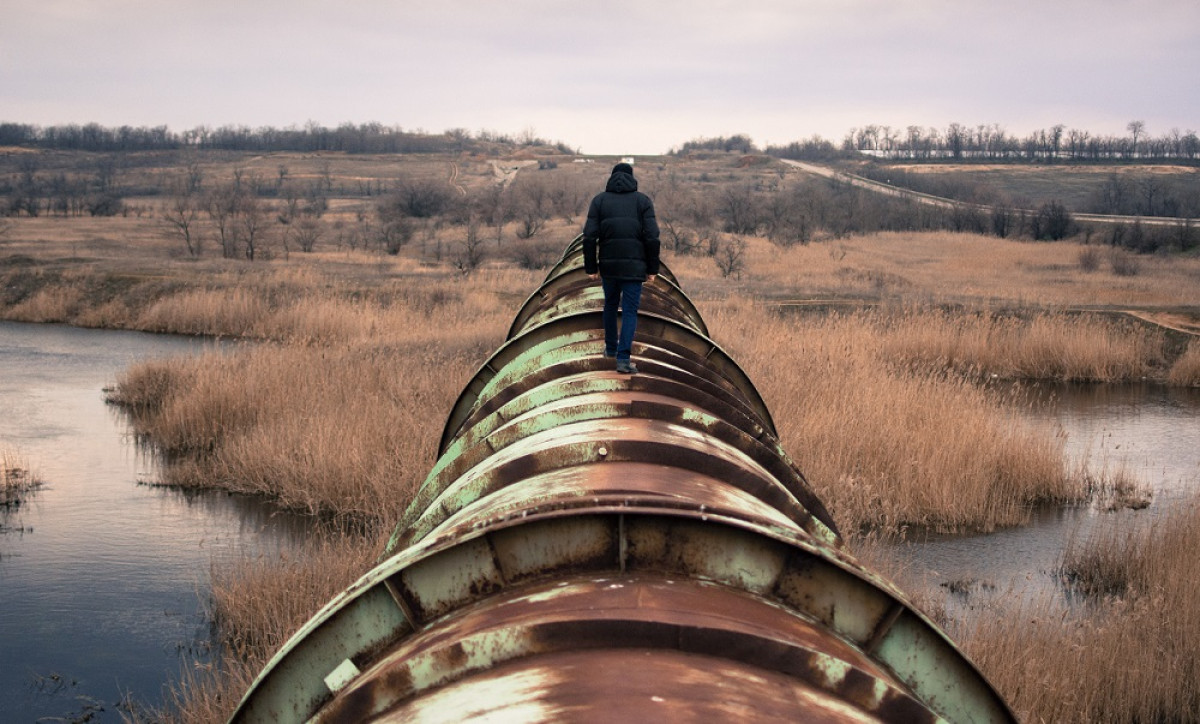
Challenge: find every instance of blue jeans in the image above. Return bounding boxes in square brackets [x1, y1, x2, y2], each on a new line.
[602, 277, 642, 362]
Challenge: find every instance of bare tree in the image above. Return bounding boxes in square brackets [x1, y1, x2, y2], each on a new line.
[718, 183, 759, 235]
[512, 177, 551, 239]
[659, 217, 700, 255]
[207, 184, 242, 259]
[183, 154, 204, 193]
[455, 217, 486, 274]
[294, 216, 324, 253]
[239, 195, 270, 260]
[714, 236, 747, 279]
[1127, 120, 1146, 157]
[377, 217, 413, 255]
[763, 188, 811, 247]
[94, 155, 119, 193]
[989, 203, 1016, 239]
[163, 186, 204, 256]
[385, 175, 454, 218]
[1030, 201, 1073, 241]
[276, 192, 300, 256]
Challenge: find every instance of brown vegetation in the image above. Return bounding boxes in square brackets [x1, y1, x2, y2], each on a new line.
[707, 300, 1085, 534]
[952, 495, 1200, 721]
[1, 449, 39, 509]
[1168, 340, 1200, 386]
[4, 149, 1200, 722]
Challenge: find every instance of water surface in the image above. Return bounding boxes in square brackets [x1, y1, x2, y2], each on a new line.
[889, 382, 1200, 609]
[0, 321, 311, 722]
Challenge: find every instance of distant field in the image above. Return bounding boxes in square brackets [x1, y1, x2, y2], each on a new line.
[847, 160, 1200, 214]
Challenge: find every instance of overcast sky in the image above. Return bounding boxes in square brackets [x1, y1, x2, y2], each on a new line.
[3, 0, 1197, 155]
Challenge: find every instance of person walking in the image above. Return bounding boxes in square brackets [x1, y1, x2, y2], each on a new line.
[582, 162, 661, 374]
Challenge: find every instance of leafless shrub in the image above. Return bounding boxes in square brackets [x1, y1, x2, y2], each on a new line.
[1077, 245, 1101, 272]
[506, 237, 561, 270]
[294, 216, 324, 253]
[455, 218, 487, 274]
[714, 235, 747, 279]
[1107, 248, 1141, 276]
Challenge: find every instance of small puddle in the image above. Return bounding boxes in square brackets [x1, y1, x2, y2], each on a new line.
[887, 382, 1200, 612]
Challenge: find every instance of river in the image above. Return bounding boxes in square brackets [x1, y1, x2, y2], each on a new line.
[0, 321, 312, 722]
[2, 322, 1198, 721]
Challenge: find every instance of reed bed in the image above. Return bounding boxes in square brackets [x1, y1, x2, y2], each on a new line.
[952, 496, 1200, 722]
[112, 286, 1169, 534]
[866, 306, 1164, 382]
[113, 345, 499, 525]
[704, 298, 1084, 534]
[1167, 340, 1200, 386]
[108, 267, 528, 526]
[4, 284, 85, 323]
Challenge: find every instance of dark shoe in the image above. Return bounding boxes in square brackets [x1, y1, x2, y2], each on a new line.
[604, 348, 617, 358]
[616, 361, 638, 374]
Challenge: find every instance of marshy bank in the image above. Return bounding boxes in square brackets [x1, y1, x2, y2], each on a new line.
[110, 291, 1200, 722]
[5, 228, 1200, 722]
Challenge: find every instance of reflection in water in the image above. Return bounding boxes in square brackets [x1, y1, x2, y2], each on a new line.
[888, 382, 1200, 614]
[0, 321, 315, 722]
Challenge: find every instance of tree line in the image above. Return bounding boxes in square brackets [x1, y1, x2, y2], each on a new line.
[0, 121, 575, 155]
[842, 121, 1200, 163]
[675, 122, 1200, 164]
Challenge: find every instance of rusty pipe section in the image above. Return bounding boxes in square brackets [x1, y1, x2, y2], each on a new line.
[230, 236, 1016, 723]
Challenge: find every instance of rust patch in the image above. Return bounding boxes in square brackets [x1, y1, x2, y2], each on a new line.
[318, 663, 414, 723]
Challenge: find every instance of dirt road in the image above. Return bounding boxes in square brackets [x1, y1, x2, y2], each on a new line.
[779, 159, 1197, 228]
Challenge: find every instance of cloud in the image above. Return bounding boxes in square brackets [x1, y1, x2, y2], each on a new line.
[2, 0, 1197, 153]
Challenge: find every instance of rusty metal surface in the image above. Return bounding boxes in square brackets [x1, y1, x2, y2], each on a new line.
[229, 235, 1017, 724]
[369, 649, 895, 723]
[508, 267, 708, 340]
[314, 575, 943, 723]
[234, 505, 1013, 722]
[437, 313, 780, 455]
[396, 416, 838, 552]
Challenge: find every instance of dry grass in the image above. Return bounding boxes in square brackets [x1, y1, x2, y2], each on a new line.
[951, 496, 1200, 722]
[1167, 340, 1200, 386]
[96, 241, 1179, 535]
[108, 288, 1148, 535]
[110, 284, 513, 524]
[672, 231, 1200, 310]
[807, 304, 1161, 383]
[704, 299, 1083, 534]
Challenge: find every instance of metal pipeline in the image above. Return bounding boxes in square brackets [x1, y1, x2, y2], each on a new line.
[230, 236, 1016, 723]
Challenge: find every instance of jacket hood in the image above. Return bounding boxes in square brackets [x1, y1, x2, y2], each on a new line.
[605, 170, 638, 193]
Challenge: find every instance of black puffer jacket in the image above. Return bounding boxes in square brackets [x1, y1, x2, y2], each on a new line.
[582, 169, 661, 281]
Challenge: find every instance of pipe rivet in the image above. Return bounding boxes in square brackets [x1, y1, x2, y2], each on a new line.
[598, 446, 608, 457]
